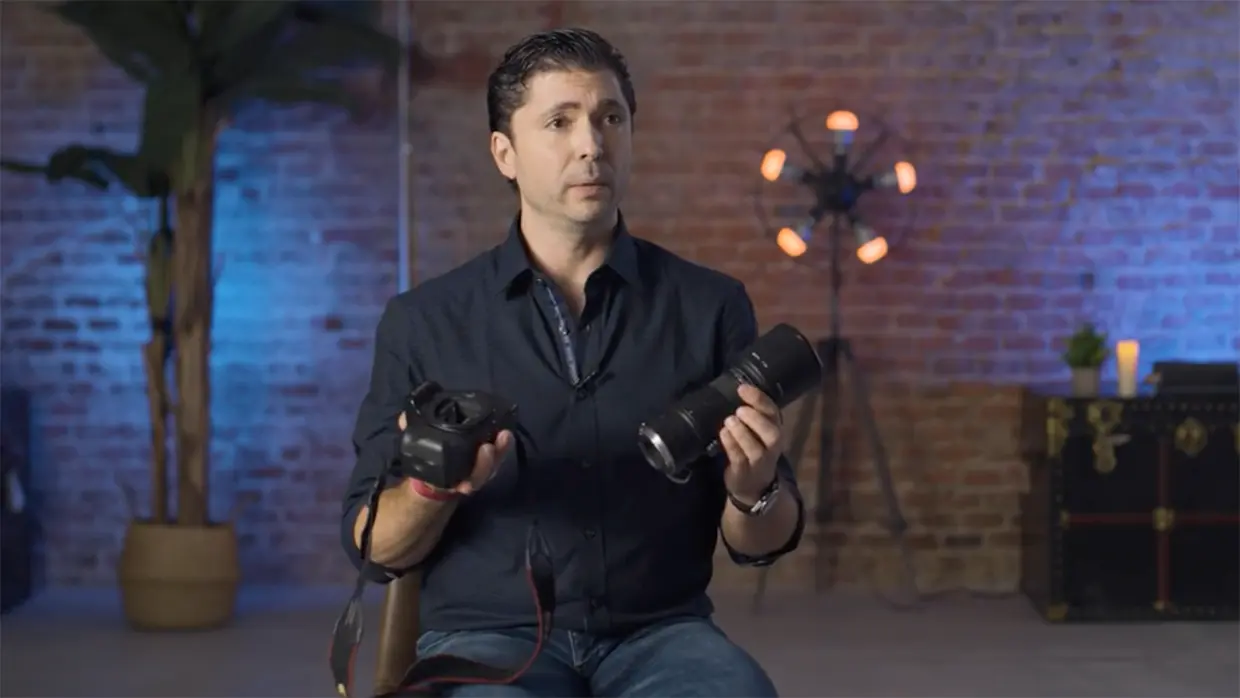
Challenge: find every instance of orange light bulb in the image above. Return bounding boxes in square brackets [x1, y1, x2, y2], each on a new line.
[776, 227, 807, 257]
[856, 236, 888, 264]
[760, 149, 786, 182]
[894, 161, 917, 194]
[825, 110, 859, 132]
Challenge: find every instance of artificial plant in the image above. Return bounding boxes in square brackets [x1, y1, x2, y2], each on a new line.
[1, 0, 406, 527]
[1063, 323, 1109, 369]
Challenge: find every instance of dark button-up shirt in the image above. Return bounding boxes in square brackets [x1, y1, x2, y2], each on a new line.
[342, 214, 805, 635]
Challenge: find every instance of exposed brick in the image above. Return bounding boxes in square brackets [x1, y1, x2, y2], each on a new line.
[1, 0, 1236, 592]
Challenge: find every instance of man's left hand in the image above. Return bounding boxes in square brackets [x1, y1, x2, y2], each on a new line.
[719, 384, 784, 504]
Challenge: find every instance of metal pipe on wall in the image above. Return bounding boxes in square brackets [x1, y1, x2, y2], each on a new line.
[395, 0, 414, 292]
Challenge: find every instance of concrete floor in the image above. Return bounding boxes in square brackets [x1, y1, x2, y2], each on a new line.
[1, 587, 1237, 697]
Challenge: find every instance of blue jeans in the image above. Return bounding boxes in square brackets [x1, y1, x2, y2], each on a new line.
[414, 616, 778, 697]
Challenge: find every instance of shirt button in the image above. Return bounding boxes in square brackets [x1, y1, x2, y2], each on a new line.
[583, 528, 596, 539]
[589, 597, 604, 610]
[575, 387, 589, 400]
[581, 460, 592, 469]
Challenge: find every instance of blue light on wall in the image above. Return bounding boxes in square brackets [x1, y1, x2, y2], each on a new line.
[1065, 161, 1240, 384]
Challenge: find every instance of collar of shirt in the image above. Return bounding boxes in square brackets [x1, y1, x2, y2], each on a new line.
[492, 211, 642, 296]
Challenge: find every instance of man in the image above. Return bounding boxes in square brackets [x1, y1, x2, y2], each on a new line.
[342, 28, 805, 698]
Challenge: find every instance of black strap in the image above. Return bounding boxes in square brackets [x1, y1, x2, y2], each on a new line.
[330, 476, 556, 698]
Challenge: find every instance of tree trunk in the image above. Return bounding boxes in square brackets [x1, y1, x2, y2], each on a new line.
[142, 335, 169, 523]
[172, 128, 218, 527]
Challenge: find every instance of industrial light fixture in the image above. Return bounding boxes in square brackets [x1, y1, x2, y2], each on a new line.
[758, 110, 917, 265]
[751, 108, 922, 611]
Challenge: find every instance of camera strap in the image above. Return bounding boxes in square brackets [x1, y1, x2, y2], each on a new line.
[330, 450, 556, 697]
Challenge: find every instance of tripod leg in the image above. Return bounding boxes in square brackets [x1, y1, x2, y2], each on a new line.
[751, 385, 820, 612]
[837, 342, 919, 601]
[815, 339, 841, 528]
[813, 339, 842, 593]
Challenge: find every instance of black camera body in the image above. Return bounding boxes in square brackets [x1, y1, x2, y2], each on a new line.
[397, 381, 518, 490]
[638, 323, 822, 483]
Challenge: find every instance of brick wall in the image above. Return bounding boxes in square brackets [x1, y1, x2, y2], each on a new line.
[2, 1, 1236, 590]
[0, 1, 400, 585]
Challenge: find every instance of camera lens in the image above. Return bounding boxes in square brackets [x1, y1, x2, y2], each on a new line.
[637, 323, 822, 481]
[637, 426, 673, 477]
[730, 323, 822, 405]
[638, 381, 738, 481]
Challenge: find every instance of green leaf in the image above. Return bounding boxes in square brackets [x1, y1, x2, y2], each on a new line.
[1, 156, 108, 189]
[203, 0, 400, 109]
[211, 0, 399, 117]
[0, 160, 52, 175]
[139, 73, 203, 190]
[205, 4, 297, 93]
[49, 1, 196, 83]
[1, 146, 166, 197]
[295, 0, 385, 26]
[47, 1, 156, 83]
[1063, 323, 1110, 368]
[276, 16, 401, 74]
[198, 1, 292, 61]
[91, 150, 168, 197]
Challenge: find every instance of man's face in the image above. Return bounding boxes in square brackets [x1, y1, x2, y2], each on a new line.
[490, 68, 632, 231]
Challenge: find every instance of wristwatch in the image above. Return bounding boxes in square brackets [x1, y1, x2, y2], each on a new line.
[727, 476, 781, 517]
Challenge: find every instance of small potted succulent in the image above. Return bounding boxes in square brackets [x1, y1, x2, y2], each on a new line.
[1063, 323, 1109, 397]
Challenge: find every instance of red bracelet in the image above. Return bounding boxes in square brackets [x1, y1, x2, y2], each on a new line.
[408, 478, 460, 502]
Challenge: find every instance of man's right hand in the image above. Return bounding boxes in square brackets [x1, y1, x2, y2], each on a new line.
[398, 412, 515, 496]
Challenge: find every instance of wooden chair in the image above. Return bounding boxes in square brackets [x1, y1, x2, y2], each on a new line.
[373, 571, 422, 696]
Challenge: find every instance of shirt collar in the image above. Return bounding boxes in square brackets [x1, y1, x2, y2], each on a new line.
[494, 211, 641, 295]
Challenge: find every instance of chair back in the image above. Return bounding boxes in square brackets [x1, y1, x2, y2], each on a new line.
[373, 572, 422, 696]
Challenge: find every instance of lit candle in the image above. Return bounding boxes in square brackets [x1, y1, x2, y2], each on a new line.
[1116, 340, 1139, 398]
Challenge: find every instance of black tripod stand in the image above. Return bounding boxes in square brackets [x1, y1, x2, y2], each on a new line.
[751, 214, 918, 608]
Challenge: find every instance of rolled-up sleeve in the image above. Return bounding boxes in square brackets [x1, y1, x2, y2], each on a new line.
[340, 296, 420, 581]
[715, 282, 807, 567]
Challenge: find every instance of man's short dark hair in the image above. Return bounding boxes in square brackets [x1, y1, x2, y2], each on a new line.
[486, 28, 637, 138]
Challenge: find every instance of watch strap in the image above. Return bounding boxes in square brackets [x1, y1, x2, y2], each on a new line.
[408, 478, 460, 502]
[727, 475, 781, 516]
